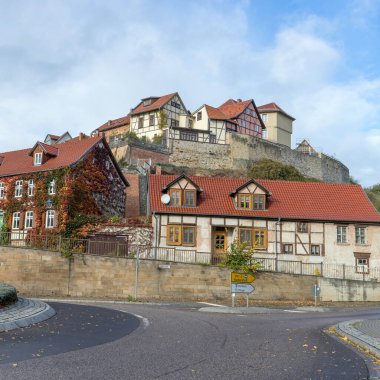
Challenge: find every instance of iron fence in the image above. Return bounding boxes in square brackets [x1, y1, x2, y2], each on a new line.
[0, 232, 379, 282]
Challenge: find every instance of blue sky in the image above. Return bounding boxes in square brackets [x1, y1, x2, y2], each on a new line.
[0, 0, 379, 186]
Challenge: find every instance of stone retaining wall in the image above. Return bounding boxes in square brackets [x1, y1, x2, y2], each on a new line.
[2, 247, 378, 301]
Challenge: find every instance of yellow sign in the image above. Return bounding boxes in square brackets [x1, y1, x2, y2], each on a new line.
[231, 272, 254, 283]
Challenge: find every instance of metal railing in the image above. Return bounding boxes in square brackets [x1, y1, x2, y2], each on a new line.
[0, 232, 379, 282]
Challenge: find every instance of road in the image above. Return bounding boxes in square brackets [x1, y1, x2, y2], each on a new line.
[0, 301, 379, 379]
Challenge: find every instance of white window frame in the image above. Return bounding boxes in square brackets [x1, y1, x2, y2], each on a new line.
[261, 113, 268, 123]
[337, 226, 347, 244]
[34, 152, 42, 166]
[15, 180, 23, 198]
[356, 258, 369, 273]
[48, 180, 56, 195]
[28, 179, 34, 197]
[310, 245, 321, 256]
[355, 227, 366, 245]
[25, 211, 34, 229]
[12, 212, 21, 230]
[0, 182, 4, 199]
[45, 210, 55, 229]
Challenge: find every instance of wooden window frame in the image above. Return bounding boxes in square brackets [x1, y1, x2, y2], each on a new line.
[253, 194, 265, 210]
[282, 244, 293, 254]
[238, 194, 251, 209]
[169, 189, 182, 207]
[138, 117, 144, 129]
[184, 190, 196, 207]
[182, 226, 196, 247]
[238, 228, 253, 247]
[297, 222, 308, 233]
[238, 228, 267, 249]
[149, 114, 155, 126]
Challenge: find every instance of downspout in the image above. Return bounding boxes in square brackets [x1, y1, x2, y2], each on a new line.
[153, 212, 159, 260]
[275, 218, 281, 272]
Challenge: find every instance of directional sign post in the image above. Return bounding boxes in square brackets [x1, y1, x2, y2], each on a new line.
[231, 272, 256, 308]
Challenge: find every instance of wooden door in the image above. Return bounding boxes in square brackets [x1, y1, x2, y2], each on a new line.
[213, 230, 227, 255]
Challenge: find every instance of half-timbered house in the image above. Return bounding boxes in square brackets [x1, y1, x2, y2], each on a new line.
[149, 174, 380, 271]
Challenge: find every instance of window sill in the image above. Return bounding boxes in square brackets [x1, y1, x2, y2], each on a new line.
[336, 243, 350, 246]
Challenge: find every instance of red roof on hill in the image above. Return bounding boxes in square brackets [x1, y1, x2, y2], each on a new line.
[0, 136, 103, 177]
[98, 114, 130, 132]
[149, 175, 380, 223]
[131, 93, 177, 115]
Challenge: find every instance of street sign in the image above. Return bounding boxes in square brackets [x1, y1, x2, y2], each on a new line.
[312, 284, 321, 297]
[231, 272, 254, 283]
[231, 283, 255, 293]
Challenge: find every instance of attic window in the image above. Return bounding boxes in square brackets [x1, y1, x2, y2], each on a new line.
[34, 152, 42, 166]
[143, 99, 152, 107]
[237, 194, 265, 210]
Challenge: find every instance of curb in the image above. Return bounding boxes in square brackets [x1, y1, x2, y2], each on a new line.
[0, 298, 56, 332]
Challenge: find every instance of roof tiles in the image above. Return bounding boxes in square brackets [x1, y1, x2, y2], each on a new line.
[149, 175, 380, 223]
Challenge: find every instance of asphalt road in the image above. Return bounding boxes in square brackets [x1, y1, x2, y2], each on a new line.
[0, 301, 379, 380]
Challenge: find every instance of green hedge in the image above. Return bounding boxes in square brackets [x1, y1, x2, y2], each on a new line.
[0, 283, 18, 307]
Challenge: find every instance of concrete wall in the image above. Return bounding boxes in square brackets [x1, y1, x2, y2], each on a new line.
[2, 247, 379, 301]
[170, 133, 350, 183]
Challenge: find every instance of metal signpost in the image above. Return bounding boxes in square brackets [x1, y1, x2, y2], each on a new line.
[231, 272, 256, 308]
[313, 284, 321, 306]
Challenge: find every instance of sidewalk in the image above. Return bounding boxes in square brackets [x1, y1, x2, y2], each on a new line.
[337, 319, 380, 358]
[0, 298, 55, 332]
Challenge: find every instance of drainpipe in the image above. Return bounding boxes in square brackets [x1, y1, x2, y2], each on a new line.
[275, 218, 281, 272]
[153, 212, 159, 260]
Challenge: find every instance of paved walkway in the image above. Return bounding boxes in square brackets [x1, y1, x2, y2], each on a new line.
[0, 298, 55, 332]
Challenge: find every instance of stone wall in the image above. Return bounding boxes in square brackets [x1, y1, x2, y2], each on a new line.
[4, 247, 380, 301]
[169, 133, 350, 183]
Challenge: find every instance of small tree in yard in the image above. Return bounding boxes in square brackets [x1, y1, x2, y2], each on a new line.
[223, 240, 262, 274]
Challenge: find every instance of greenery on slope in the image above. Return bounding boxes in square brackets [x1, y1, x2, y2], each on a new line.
[247, 159, 319, 182]
[365, 184, 380, 212]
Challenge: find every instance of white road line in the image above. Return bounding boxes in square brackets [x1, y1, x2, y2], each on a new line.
[284, 310, 306, 313]
[131, 313, 150, 329]
[198, 302, 225, 308]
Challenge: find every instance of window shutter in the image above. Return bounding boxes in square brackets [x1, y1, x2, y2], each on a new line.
[19, 212, 25, 230]
[53, 211, 58, 228]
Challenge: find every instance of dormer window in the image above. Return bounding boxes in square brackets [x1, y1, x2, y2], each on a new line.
[163, 174, 202, 208]
[143, 99, 152, 107]
[237, 194, 265, 210]
[34, 152, 42, 166]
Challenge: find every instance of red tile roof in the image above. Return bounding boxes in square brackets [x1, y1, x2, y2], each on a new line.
[218, 99, 252, 119]
[257, 102, 295, 121]
[98, 114, 131, 132]
[131, 93, 177, 115]
[149, 175, 380, 223]
[0, 136, 104, 177]
[205, 105, 227, 120]
[29, 142, 59, 157]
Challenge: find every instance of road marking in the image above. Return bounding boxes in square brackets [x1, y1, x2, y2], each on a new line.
[131, 313, 150, 329]
[284, 310, 306, 313]
[198, 302, 225, 308]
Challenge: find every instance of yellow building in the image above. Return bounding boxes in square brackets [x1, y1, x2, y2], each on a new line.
[257, 102, 295, 148]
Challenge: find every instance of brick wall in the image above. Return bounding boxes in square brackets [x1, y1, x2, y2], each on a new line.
[124, 173, 141, 217]
[4, 247, 372, 301]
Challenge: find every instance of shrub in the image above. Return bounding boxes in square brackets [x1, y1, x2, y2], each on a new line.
[0, 283, 18, 307]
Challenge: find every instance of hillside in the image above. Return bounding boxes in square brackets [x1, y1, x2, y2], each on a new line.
[365, 184, 380, 212]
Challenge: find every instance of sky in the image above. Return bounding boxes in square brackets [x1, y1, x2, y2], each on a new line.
[0, 0, 379, 186]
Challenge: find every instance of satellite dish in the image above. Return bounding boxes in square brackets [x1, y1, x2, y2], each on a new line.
[161, 194, 170, 205]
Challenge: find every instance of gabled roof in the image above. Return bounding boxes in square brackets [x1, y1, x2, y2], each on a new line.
[229, 179, 271, 196]
[98, 114, 131, 132]
[218, 99, 252, 119]
[149, 175, 380, 223]
[161, 173, 203, 193]
[28, 142, 59, 157]
[1, 136, 101, 178]
[44, 132, 72, 144]
[131, 92, 178, 115]
[257, 102, 295, 121]
[204, 105, 227, 120]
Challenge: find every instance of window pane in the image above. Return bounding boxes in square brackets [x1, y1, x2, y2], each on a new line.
[183, 227, 195, 245]
[239, 229, 252, 247]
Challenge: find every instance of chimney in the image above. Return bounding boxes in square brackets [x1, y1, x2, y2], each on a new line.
[79, 132, 87, 140]
[156, 165, 162, 175]
[108, 120, 112, 126]
[237, 98, 242, 102]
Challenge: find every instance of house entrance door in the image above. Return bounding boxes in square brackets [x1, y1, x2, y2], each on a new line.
[213, 227, 227, 263]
